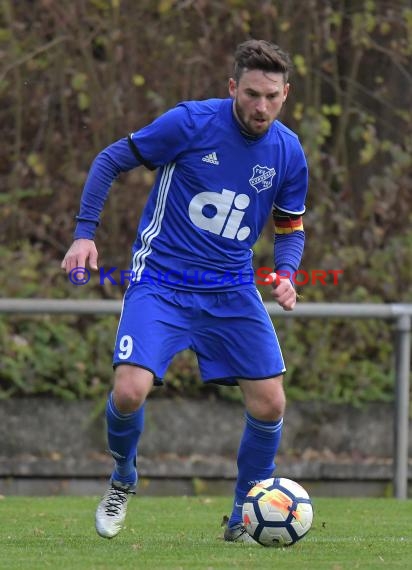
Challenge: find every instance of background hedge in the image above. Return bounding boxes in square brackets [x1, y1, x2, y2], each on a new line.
[1, 0, 411, 403]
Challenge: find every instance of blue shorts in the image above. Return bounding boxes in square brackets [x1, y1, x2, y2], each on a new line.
[113, 283, 285, 386]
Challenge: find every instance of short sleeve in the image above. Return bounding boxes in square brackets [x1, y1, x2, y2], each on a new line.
[129, 104, 194, 168]
[273, 140, 308, 215]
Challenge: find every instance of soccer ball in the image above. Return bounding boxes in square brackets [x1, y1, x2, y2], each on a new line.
[242, 477, 313, 547]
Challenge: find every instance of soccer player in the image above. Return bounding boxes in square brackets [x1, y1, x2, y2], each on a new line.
[61, 39, 308, 543]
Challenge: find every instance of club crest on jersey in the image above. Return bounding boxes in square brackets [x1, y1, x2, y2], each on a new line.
[249, 164, 276, 193]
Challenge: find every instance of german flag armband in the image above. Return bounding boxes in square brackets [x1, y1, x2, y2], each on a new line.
[273, 208, 304, 234]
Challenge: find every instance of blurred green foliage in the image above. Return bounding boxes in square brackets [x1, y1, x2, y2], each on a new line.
[0, 0, 411, 404]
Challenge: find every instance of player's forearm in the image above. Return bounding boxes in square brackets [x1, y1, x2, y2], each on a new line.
[74, 138, 139, 239]
[273, 230, 305, 274]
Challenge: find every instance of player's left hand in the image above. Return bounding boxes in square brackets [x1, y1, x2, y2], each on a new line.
[264, 272, 296, 311]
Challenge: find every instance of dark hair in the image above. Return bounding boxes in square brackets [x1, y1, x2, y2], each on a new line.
[233, 39, 292, 83]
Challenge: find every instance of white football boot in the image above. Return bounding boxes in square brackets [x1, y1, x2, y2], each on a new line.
[223, 520, 258, 544]
[95, 479, 135, 538]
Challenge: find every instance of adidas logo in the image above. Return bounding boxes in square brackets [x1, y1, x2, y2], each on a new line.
[202, 151, 219, 165]
[109, 450, 126, 460]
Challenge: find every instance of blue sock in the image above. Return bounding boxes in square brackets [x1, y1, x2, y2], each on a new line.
[228, 412, 283, 527]
[106, 392, 144, 487]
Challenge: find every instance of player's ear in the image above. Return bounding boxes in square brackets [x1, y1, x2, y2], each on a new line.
[228, 78, 237, 98]
[282, 82, 290, 102]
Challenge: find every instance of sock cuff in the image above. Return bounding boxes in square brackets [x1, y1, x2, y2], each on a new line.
[245, 412, 283, 433]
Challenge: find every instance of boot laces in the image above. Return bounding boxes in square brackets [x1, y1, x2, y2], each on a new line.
[104, 487, 129, 516]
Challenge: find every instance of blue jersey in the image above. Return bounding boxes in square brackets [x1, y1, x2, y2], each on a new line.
[128, 98, 307, 290]
[75, 98, 308, 291]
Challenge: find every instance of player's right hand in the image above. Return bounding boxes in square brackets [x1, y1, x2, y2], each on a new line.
[60, 239, 99, 273]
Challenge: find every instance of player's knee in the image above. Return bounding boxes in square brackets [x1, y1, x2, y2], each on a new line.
[249, 390, 286, 421]
[260, 394, 286, 421]
[112, 365, 152, 413]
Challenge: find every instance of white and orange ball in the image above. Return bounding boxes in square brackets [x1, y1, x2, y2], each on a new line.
[242, 477, 314, 547]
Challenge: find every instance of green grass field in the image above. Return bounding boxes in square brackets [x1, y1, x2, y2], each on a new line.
[1, 496, 411, 570]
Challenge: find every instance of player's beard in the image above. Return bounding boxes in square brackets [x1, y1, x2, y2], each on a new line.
[233, 99, 272, 137]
